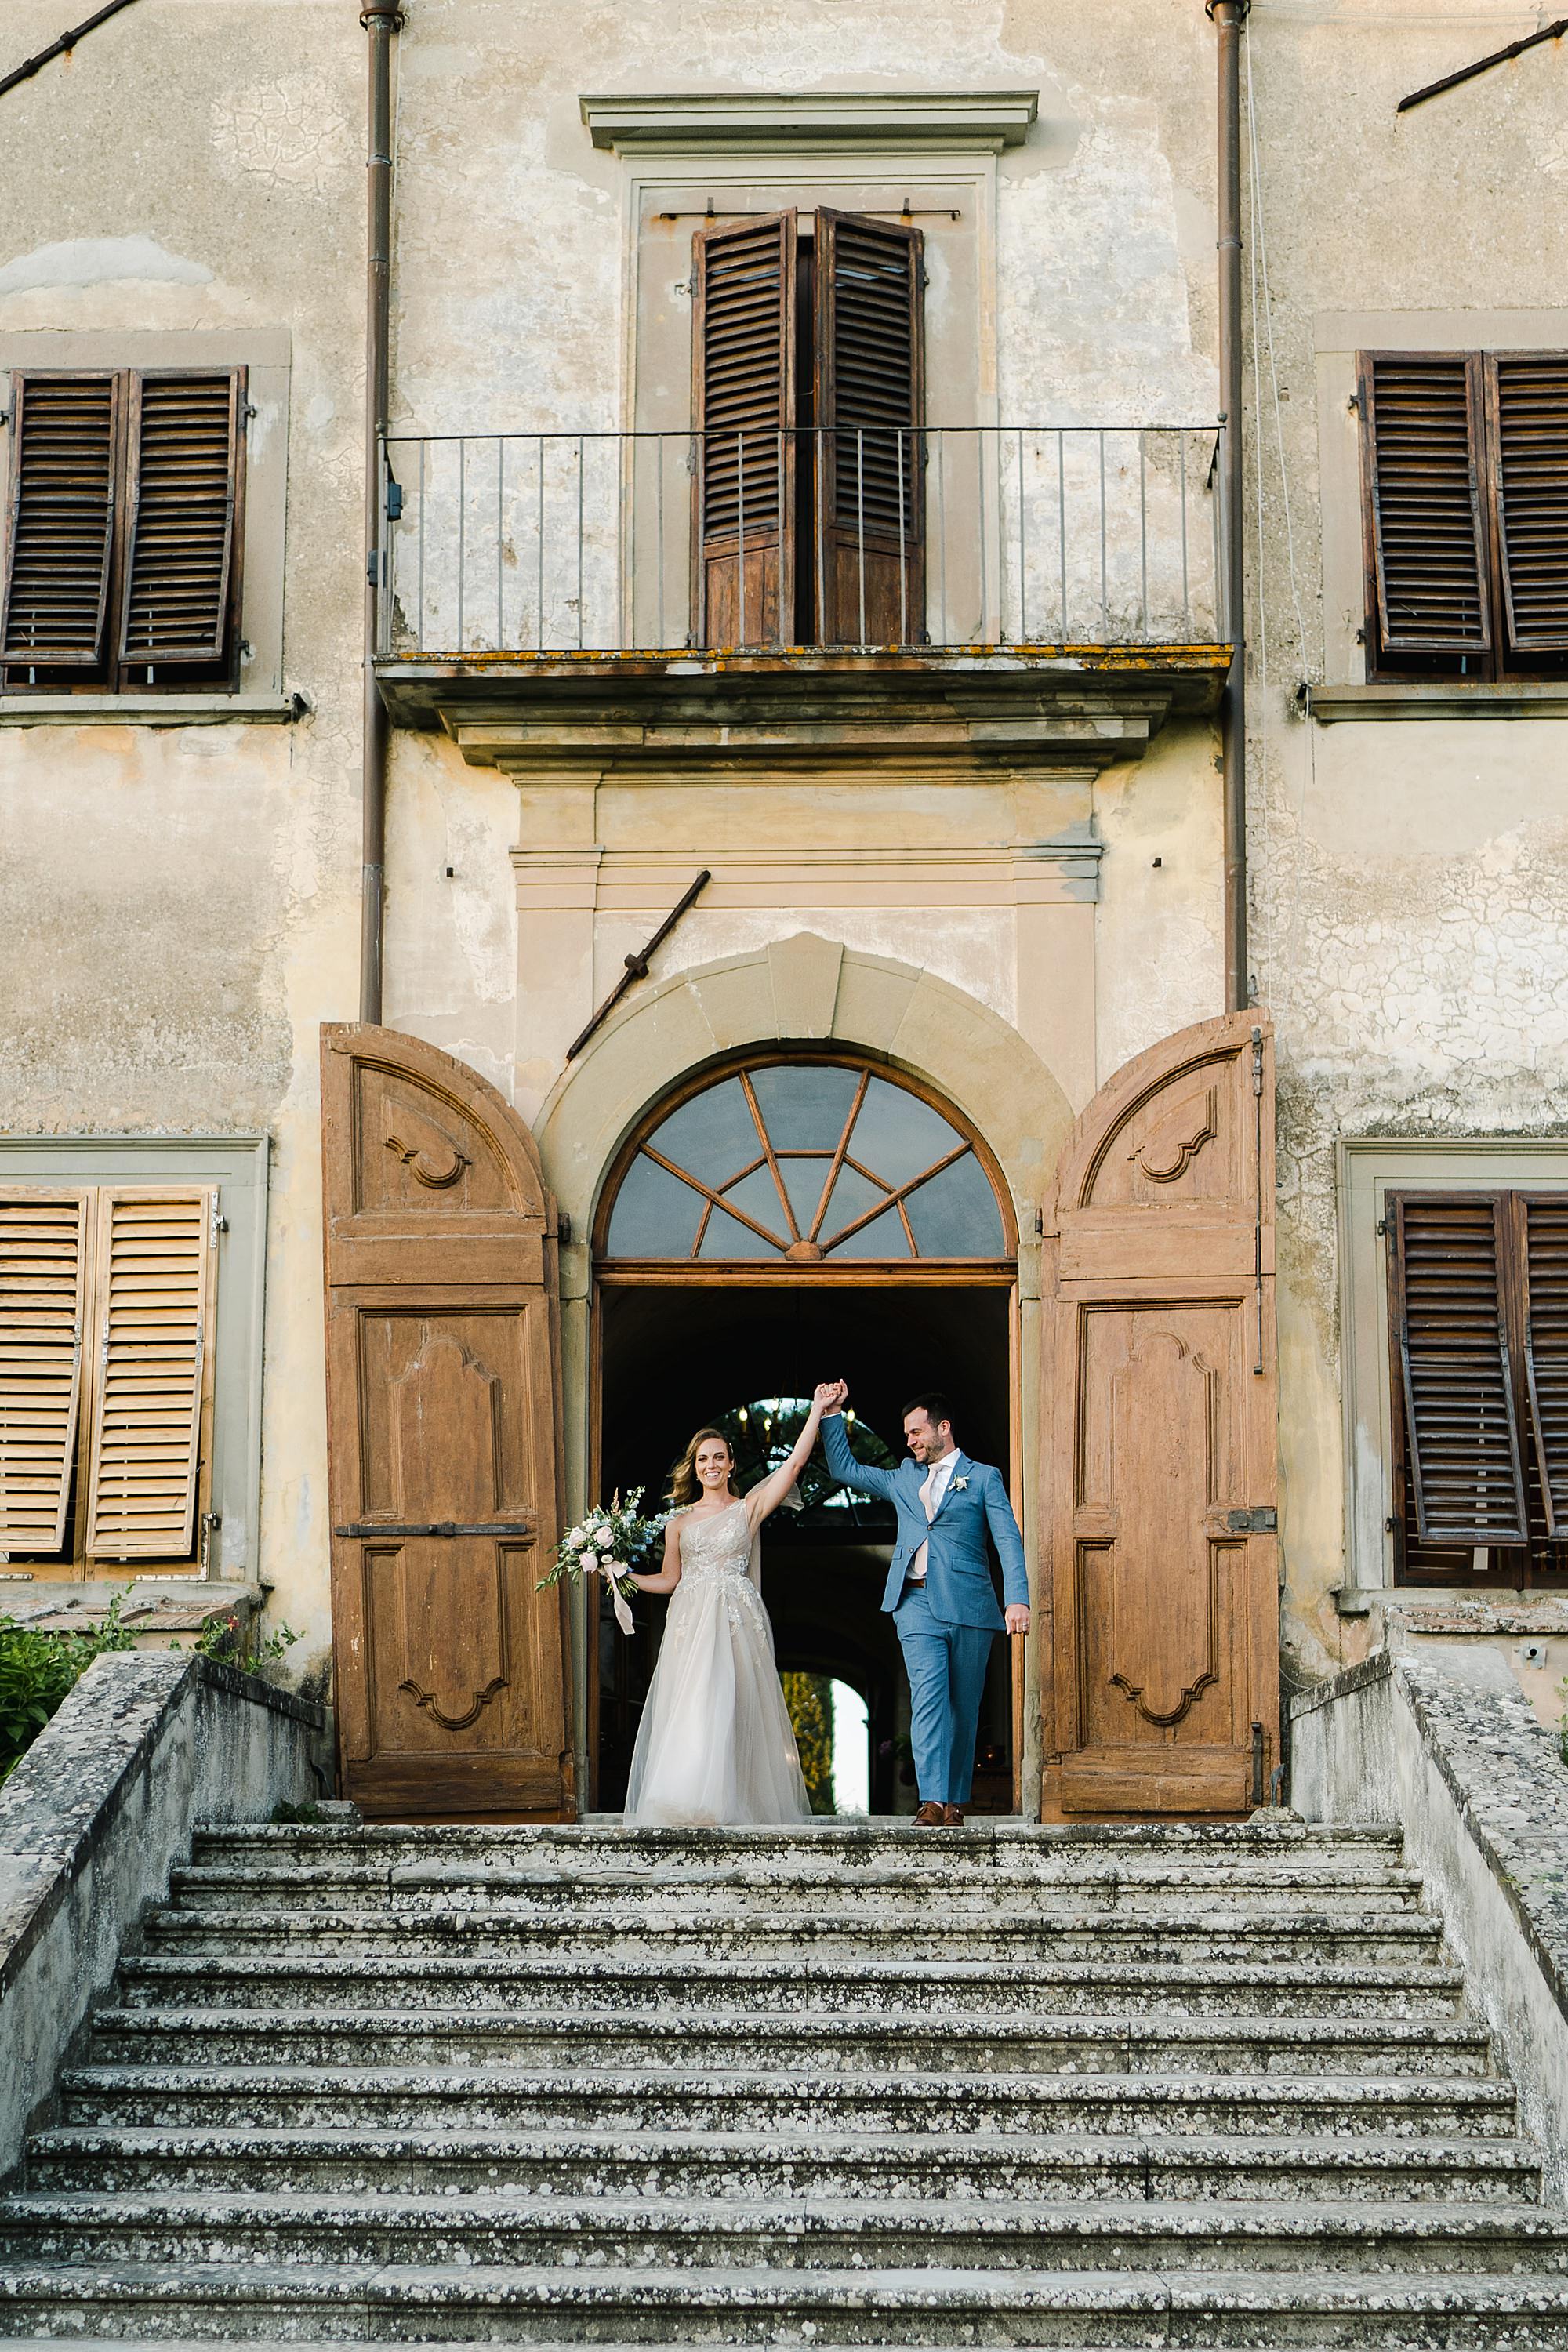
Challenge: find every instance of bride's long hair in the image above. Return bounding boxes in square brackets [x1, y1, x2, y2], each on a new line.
[667, 1425, 738, 1509]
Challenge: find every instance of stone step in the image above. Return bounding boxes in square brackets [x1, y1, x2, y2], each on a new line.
[84, 2006, 1495, 2079]
[28, 2124, 1541, 2204]
[191, 1821, 1410, 1865]
[112, 1950, 1470, 2020]
[54, 2063, 1519, 2139]
[5, 2191, 1568, 2275]
[5, 2259, 1568, 2345]
[167, 1859, 1431, 1914]
[138, 1903, 1446, 1965]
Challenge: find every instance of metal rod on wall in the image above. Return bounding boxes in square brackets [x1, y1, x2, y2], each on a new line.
[1210, 0, 1250, 1014]
[360, 1, 402, 1027]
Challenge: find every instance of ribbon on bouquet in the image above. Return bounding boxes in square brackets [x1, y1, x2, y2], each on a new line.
[597, 1562, 635, 1635]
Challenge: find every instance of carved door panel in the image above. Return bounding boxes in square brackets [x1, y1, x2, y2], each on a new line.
[1043, 1012, 1278, 1818]
[321, 1025, 571, 1820]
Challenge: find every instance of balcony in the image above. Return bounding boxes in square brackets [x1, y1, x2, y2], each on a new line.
[372, 424, 1232, 771]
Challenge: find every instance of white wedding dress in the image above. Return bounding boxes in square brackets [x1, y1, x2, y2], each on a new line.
[623, 1497, 812, 1828]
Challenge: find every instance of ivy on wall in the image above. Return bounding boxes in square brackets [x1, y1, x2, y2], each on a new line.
[782, 1670, 836, 1813]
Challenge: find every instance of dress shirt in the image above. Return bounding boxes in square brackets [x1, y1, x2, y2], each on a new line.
[907, 1448, 960, 1582]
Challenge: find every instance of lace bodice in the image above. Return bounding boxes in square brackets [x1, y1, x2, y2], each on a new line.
[677, 1499, 755, 1589]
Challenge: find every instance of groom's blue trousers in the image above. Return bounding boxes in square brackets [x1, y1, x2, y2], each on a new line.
[892, 1584, 995, 1806]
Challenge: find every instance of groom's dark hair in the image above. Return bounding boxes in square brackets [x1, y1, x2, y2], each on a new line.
[902, 1391, 955, 1432]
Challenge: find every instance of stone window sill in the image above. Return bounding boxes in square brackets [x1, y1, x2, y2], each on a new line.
[1336, 1583, 1568, 1619]
[1308, 683, 1568, 723]
[0, 691, 307, 727]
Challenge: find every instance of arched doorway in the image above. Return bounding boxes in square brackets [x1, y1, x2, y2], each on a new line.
[591, 1049, 1020, 1815]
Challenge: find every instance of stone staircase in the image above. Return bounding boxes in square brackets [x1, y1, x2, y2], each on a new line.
[3, 1817, 1568, 2344]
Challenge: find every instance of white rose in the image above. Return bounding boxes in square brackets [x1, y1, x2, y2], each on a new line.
[568, 1530, 586, 1549]
[593, 1523, 612, 1544]
[579, 1551, 599, 1572]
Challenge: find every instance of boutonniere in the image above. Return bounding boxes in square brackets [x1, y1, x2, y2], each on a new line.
[953, 1475, 970, 1492]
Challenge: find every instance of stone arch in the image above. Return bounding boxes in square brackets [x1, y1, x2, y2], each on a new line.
[534, 933, 1076, 1242]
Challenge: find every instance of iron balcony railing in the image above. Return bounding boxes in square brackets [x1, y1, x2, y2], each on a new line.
[379, 423, 1226, 660]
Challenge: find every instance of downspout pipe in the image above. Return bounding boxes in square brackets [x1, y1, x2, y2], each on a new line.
[1210, 0, 1250, 1013]
[360, 3, 401, 1026]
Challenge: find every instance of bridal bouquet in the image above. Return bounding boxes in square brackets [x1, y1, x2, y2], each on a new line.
[537, 1490, 663, 1634]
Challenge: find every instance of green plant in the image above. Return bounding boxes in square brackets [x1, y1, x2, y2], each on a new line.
[187, 1612, 300, 1673]
[1559, 1676, 1568, 1769]
[0, 1599, 140, 1781]
[782, 1670, 837, 1814]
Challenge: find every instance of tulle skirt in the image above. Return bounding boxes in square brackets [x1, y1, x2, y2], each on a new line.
[623, 1570, 812, 1828]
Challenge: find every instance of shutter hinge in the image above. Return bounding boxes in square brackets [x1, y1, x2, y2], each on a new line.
[386, 477, 404, 521]
[199, 1512, 221, 1574]
[1348, 393, 1359, 414]
[556, 1213, 572, 1247]
[244, 402, 259, 423]
[1376, 1216, 1387, 1236]
[366, 550, 380, 583]
[211, 1200, 228, 1246]
[1225, 1506, 1278, 1534]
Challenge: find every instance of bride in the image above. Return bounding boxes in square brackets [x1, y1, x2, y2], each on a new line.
[621, 1385, 838, 1828]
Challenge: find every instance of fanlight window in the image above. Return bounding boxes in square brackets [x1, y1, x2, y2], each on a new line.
[604, 1061, 1007, 1263]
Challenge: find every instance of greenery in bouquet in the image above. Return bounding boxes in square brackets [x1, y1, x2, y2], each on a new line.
[537, 1490, 666, 1624]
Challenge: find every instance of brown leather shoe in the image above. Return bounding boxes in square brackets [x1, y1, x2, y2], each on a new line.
[913, 1800, 944, 1828]
[942, 1804, 967, 1828]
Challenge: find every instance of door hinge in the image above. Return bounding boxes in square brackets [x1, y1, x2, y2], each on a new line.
[333, 1519, 536, 1542]
[1225, 1506, 1278, 1534]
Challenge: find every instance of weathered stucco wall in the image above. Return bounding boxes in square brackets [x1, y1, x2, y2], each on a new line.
[1235, 6, 1568, 1678]
[0, 2, 367, 1684]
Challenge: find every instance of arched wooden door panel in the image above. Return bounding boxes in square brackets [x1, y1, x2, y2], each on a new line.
[321, 1025, 572, 1820]
[1042, 1011, 1278, 1819]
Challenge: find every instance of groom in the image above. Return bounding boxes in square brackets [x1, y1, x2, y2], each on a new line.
[819, 1383, 1028, 1827]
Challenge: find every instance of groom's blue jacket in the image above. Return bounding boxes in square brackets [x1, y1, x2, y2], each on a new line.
[821, 1413, 1028, 1632]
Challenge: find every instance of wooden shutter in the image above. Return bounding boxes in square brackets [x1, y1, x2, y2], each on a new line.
[691, 216, 796, 649]
[84, 1187, 214, 1561]
[0, 1191, 88, 1554]
[1522, 1193, 1568, 1538]
[1359, 353, 1491, 658]
[815, 210, 925, 646]
[118, 371, 243, 666]
[0, 374, 119, 669]
[1390, 1192, 1527, 1545]
[1488, 354, 1568, 656]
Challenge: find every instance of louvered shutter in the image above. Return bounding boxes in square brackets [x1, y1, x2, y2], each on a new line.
[0, 1191, 88, 1554]
[84, 1188, 214, 1561]
[0, 375, 119, 670]
[1521, 1192, 1568, 1538]
[1391, 1192, 1527, 1545]
[118, 371, 243, 667]
[1359, 354, 1491, 658]
[1488, 355, 1568, 656]
[691, 216, 796, 649]
[815, 211, 925, 647]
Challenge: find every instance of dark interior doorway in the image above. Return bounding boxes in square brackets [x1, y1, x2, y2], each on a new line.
[594, 1281, 1014, 1815]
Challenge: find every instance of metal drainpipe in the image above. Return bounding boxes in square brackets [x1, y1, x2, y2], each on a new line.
[360, 2, 401, 1026]
[1210, 0, 1250, 1013]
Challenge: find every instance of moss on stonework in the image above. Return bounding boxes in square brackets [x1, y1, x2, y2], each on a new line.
[782, 1671, 836, 1814]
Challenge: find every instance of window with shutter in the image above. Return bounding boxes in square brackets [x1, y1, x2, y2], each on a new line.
[119, 373, 243, 669]
[692, 214, 797, 650]
[1391, 1192, 1526, 1546]
[1523, 1193, 1568, 1539]
[84, 1189, 215, 1563]
[1389, 1189, 1568, 1584]
[0, 375, 119, 676]
[1358, 348, 1568, 681]
[1488, 355, 1568, 659]
[0, 1192, 88, 1555]
[1, 367, 244, 692]
[815, 210, 925, 647]
[1359, 353, 1491, 664]
[690, 209, 925, 648]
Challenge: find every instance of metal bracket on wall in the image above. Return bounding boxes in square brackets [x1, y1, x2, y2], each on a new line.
[564, 870, 712, 1062]
[1399, 17, 1566, 111]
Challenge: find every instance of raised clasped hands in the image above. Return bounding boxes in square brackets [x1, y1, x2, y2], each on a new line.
[815, 1378, 849, 1417]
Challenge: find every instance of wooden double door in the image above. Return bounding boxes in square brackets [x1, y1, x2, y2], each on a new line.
[318, 1014, 1277, 1822]
[320, 1025, 571, 1820]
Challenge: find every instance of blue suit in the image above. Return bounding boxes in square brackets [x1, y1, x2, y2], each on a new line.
[821, 1412, 1028, 1805]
